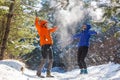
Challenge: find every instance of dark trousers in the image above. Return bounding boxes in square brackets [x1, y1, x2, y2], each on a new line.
[37, 44, 53, 73]
[41, 44, 53, 59]
[77, 46, 88, 69]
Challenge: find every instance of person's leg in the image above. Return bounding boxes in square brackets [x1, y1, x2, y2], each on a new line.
[82, 46, 88, 69]
[46, 45, 54, 77]
[79, 46, 88, 74]
[77, 47, 83, 69]
[37, 59, 46, 77]
[78, 46, 85, 74]
[37, 45, 47, 77]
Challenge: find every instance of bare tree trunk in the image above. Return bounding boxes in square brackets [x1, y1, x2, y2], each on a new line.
[0, 0, 15, 60]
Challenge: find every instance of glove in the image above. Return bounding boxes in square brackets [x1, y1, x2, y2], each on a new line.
[35, 10, 38, 17]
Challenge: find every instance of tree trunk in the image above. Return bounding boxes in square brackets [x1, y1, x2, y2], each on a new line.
[0, 16, 6, 44]
[0, 0, 15, 60]
[0, 16, 6, 56]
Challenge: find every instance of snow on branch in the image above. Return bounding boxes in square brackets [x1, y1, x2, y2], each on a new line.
[0, 6, 9, 10]
[98, 2, 120, 8]
[20, 1, 42, 11]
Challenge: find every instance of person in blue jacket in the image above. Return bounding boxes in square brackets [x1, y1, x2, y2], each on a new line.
[73, 24, 97, 74]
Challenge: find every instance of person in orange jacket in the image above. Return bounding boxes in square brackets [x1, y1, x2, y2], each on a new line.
[35, 16, 58, 78]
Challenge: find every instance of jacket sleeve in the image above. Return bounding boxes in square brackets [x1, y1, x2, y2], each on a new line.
[89, 30, 97, 35]
[72, 33, 81, 39]
[35, 17, 41, 33]
[49, 26, 58, 33]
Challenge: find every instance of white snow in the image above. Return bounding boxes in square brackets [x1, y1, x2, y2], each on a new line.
[0, 60, 120, 80]
[0, 6, 9, 10]
[49, 0, 104, 48]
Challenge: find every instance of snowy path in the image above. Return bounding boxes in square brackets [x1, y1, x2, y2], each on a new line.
[21, 62, 120, 80]
[0, 60, 120, 80]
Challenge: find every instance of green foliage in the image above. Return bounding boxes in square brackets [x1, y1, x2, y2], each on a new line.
[7, 39, 35, 56]
[0, 0, 9, 16]
[0, 0, 5, 5]
[114, 31, 120, 38]
[7, 0, 37, 56]
[0, 0, 38, 57]
[94, 0, 120, 33]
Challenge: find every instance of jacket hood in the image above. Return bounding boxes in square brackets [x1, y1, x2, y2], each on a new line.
[85, 24, 91, 30]
[40, 20, 48, 26]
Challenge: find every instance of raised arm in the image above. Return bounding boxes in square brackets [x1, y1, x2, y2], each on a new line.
[35, 17, 41, 33]
[89, 30, 97, 35]
[35, 17, 39, 28]
[49, 26, 58, 33]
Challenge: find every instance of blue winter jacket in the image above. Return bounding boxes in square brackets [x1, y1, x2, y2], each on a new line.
[73, 24, 97, 47]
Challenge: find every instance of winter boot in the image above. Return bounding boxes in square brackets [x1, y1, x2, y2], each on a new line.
[83, 69, 88, 74]
[36, 71, 45, 78]
[46, 70, 54, 77]
[80, 69, 84, 74]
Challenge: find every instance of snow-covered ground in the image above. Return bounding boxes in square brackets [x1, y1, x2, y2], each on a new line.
[0, 60, 120, 80]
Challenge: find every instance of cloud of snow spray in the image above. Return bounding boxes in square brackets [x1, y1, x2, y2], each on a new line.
[49, 0, 103, 48]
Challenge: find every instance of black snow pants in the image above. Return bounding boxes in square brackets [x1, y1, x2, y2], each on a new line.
[77, 46, 88, 69]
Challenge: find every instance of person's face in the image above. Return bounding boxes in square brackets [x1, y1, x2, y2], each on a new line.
[82, 25, 87, 30]
[43, 23, 47, 28]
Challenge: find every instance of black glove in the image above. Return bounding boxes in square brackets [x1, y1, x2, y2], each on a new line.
[35, 10, 38, 17]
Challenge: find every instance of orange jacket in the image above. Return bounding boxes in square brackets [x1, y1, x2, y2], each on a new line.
[35, 17, 58, 46]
